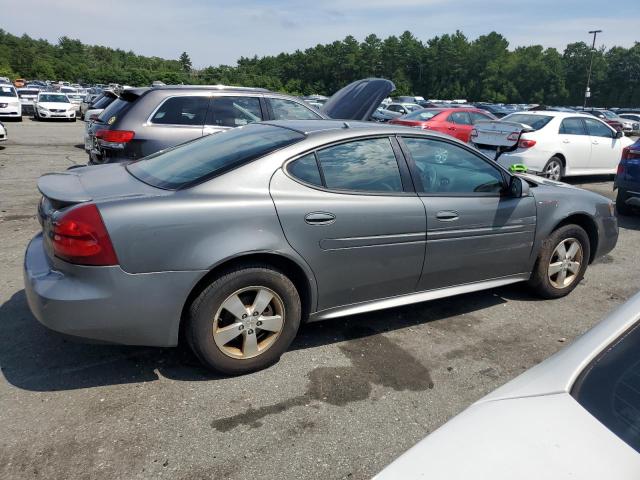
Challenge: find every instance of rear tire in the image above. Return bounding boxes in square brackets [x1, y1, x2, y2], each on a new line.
[542, 157, 564, 181]
[528, 224, 590, 299]
[616, 190, 634, 215]
[187, 265, 301, 375]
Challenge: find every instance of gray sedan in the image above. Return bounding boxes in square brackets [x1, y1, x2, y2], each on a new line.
[24, 120, 618, 374]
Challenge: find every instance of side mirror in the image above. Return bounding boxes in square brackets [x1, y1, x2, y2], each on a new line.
[509, 176, 529, 197]
[615, 130, 623, 139]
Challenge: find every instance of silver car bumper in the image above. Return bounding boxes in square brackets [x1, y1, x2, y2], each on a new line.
[24, 233, 204, 347]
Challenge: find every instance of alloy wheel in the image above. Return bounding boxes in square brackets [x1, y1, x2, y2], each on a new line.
[212, 286, 285, 359]
[544, 160, 562, 181]
[548, 238, 583, 289]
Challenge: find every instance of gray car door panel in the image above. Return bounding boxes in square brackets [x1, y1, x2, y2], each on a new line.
[269, 169, 426, 311]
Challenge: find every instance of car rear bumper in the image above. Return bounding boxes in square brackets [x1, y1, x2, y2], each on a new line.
[24, 233, 205, 347]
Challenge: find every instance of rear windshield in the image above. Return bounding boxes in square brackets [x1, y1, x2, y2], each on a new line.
[404, 109, 441, 121]
[502, 113, 553, 131]
[92, 94, 116, 110]
[96, 97, 131, 123]
[571, 319, 640, 454]
[127, 124, 305, 189]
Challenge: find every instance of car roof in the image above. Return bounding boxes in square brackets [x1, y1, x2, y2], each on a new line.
[148, 84, 270, 93]
[507, 111, 595, 119]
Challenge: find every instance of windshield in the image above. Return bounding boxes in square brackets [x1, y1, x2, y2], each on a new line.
[572, 319, 640, 454]
[0, 86, 17, 97]
[39, 94, 69, 103]
[127, 124, 306, 189]
[502, 113, 553, 131]
[599, 110, 617, 119]
[404, 109, 441, 121]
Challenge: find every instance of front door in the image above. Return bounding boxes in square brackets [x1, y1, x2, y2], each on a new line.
[558, 117, 592, 171]
[270, 137, 426, 311]
[445, 111, 474, 142]
[583, 117, 624, 173]
[399, 136, 536, 291]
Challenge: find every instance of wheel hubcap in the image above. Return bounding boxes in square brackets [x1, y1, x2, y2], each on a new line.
[545, 161, 561, 181]
[213, 286, 285, 359]
[548, 238, 583, 289]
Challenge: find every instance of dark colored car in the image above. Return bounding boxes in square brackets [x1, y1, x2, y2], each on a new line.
[389, 107, 496, 143]
[583, 109, 624, 132]
[614, 138, 640, 215]
[475, 103, 513, 118]
[88, 79, 391, 164]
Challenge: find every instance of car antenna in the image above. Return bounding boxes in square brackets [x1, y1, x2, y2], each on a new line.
[343, 121, 350, 128]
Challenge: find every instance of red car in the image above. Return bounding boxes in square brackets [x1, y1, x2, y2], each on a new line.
[389, 108, 497, 143]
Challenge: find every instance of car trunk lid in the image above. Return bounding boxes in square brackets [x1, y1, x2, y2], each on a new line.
[321, 78, 395, 121]
[471, 120, 533, 160]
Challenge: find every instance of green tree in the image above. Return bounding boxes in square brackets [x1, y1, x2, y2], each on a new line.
[179, 52, 192, 73]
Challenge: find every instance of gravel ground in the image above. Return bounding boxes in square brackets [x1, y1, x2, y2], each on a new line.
[1, 118, 639, 480]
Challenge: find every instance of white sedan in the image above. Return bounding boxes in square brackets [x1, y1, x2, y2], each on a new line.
[472, 111, 634, 180]
[0, 120, 6, 142]
[0, 84, 22, 121]
[33, 93, 77, 121]
[375, 291, 640, 479]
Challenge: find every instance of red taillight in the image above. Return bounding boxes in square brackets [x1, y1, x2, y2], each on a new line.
[95, 129, 135, 143]
[518, 139, 537, 149]
[52, 204, 118, 266]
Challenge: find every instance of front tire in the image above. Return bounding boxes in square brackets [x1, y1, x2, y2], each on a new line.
[528, 224, 590, 299]
[542, 157, 564, 181]
[187, 265, 301, 375]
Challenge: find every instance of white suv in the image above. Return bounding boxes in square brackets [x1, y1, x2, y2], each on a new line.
[0, 85, 22, 121]
[472, 111, 634, 180]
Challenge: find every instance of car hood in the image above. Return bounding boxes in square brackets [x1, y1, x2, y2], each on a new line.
[321, 78, 395, 121]
[37, 102, 73, 109]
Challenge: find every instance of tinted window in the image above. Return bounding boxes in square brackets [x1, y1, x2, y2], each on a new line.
[288, 153, 322, 186]
[469, 111, 494, 124]
[502, 114, 553, 130]
[572, 320, 640, 454]
[387, 105, 401, 112]
[97, 97, 133, 123]
[559, 118, 587, 135]
[584, 118, 614, 138]
[404, 109, 441, 121]
[448, 111, 472, 125]
[151, 96, 208, 126]
[127, 124, 305, 189]
[38, 94, 69, 103]
[91, 94, 115, 110]
[206, 96, 262, 127]
[316, 138, 403, 192]
[269, 98, 322, 120]
[403, 137, 504, 194]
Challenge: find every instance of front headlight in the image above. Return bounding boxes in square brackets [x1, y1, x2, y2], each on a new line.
[38, 106, 48, 111]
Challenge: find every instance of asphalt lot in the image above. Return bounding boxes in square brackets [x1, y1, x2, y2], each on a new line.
[1, 118, 639, 480]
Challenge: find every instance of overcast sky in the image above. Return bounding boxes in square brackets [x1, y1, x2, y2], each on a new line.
[2, 0, 637, 67]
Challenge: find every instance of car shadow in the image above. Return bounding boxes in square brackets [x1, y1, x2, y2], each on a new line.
[564, 174, 615, 185]
[618, 212, 640, 231]
[0, 285, 517, 392]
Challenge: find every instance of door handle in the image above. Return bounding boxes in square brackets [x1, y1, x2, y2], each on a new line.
[562, 139, 570, 144]
[436, 210, 459, 221]
[592, 140, 599, 145]
[305, 212, 336, 225]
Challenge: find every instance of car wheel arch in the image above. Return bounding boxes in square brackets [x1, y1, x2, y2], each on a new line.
[178, 251, 316, 344]
[552, 213, 599, 263]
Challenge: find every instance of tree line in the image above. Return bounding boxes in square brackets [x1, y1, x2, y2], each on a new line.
[1, 29, 638, 107]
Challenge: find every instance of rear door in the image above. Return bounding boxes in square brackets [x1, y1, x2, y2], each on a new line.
[270, 136, 426, 311]
[557, 117, 592, 170]
[203, 94, 264, 135]
[583, 117, 623, 172]
[399, 136, 536, 290]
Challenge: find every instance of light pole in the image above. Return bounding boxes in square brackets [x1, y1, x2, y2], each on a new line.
[584, 29, 602, 109]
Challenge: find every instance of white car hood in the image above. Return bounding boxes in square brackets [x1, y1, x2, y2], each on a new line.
[38, 102, 72, 109]
[0, 97, 20, 105]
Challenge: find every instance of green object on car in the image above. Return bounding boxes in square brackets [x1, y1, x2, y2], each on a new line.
[509, 164, 528, 173]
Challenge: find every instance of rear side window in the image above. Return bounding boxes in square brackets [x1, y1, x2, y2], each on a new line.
[571, 320, 640, 454]
[316, 138, 403, 192]
[559, 118, 587, 135]
[206, 96, 263, 127]
[269, 98, 322, 120]
[127, 124, 305, 189]
[448, 111, 472, 125]
[288, 153, 322, 186]
[584, 118, 614, 138]
[151, 96, 208, 126]
[502, 114, 553, 131]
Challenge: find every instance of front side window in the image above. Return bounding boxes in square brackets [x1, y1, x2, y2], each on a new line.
[448, 111, 472, 125]
[206, 96, 263, 127]
[127, 124, 305, 189]
[403, 137, 504, 195]
[584, 118, 614, 138]
[269, 98, 322, 120]
[151, 96, 208, 126]
[316, 138, 403, 193]
[572, 320, 640, 454]
[559, 118, 587, 136]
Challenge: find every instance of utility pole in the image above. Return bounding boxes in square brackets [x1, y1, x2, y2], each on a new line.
[584, 29, 602, 109]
